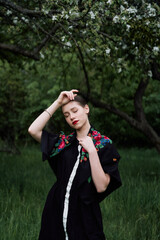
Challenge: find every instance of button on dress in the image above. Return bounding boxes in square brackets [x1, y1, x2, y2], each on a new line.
[38, 129, 122, 240]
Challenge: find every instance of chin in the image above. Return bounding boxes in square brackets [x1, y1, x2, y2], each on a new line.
[71, 123, 81, 130]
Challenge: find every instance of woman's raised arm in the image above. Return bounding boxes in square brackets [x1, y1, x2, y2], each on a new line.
[28, 89, 78, 143]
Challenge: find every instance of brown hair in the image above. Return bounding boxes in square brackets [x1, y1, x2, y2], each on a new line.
[73, 94, 88, 107]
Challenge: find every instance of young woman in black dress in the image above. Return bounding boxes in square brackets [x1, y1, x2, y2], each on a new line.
[28, 89, 122, 240]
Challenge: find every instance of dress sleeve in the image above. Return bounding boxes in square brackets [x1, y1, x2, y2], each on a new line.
[41, 130, 60, 176]
[97, 143, 122, 202]
[41, 130, 59, 161]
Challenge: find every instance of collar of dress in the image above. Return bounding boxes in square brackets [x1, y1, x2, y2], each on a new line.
[50, 125, 112, 163]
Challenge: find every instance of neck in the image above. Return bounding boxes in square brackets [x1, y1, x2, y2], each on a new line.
[76, 121, 91, 139]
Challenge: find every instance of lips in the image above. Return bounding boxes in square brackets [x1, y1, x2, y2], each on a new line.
[72, 120, 79, 125]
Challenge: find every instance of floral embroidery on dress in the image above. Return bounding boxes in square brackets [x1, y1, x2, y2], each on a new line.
[50, 127, 112, 163]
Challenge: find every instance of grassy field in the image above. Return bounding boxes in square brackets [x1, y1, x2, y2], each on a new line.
[0, 146, 160, 240]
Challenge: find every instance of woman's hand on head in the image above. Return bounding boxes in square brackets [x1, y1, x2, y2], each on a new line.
[56, 89, 79, 106]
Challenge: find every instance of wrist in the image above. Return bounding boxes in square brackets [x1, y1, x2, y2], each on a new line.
[88, 147, 97, 155]
[54, 99, 62, 107]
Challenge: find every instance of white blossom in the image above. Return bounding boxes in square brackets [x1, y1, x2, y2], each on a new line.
[153, 46, 159, 54]
[13, 17, 18, 24]
[21, 17, 29, 23]
[61, 36, 65, 42]
[61, 11, 65, 18]
[157, 23, 160, 28]
[136, 15, 142, 20]
[118, 67, 122, 73]
[145, 20, 150, 26]
[52, 15, 57, 21]
[147, 4, 156, 17]
[120, 5, 125, 12]
[123, 1, 128, 7]
[121, 16, 126, 21]
[90, 11, 95, 19]
[122, 44, 127, 50]
[65, 14, 69, 20]
[117, 58, 122, 63]
[66, 42, 72, 47]
[148, 70, 152, 78]
[70, 11, 79, 18]
[126, 24, 131, 31]
[90, 48, 96, 51]
[6, 10, 12, 15]
[113, 15, 119, 23]
[105, 48, 111, 55]
[42, 9, 49, 15]
[126, 7, 137, 14]
[40, 52, 45, 59]
[107, 0, 112, 5]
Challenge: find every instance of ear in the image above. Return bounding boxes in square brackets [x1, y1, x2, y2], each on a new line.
[84, 104, 89, 114]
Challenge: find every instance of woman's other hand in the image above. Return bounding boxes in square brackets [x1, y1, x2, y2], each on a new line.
[79, 136, 96, 153]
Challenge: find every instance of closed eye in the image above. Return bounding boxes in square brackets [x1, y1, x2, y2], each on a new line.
[63, 107, 78, 118]
[73, 109, 78, 113]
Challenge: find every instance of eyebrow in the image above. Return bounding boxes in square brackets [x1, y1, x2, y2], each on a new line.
[63, 107, 78, 115]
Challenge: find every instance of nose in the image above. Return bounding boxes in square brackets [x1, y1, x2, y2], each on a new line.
[70, 113, 75, 121]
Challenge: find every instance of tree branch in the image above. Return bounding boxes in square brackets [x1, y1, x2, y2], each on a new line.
[88, 95, 142, 129]
[0, 24, 59, 60]
[0, 0, 58, 17]
[0, 43, 40, 60]
[0, 0, 44, 17]
[134, 78, 149, 122]
[97, 31, 117, 43]
[33, 24, 59, 54]
[76, 46, 90, 98]
[59, 23, 91, 98]
[86, 93, 160, 152]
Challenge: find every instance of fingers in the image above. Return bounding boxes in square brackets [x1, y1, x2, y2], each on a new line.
[70, 89, 78, 100]
[68, 89, 79, 100]
[79, 139, 83, 146]
[71, 89, 79, 93]
[59, 89, 78, 103]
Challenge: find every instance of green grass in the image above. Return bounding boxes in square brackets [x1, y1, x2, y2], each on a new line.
[0, 146, 160, 240]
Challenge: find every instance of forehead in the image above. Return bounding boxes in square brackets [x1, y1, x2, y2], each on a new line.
[62, 101, 81, 113]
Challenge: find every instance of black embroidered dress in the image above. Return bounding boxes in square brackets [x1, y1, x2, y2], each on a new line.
[39, 127, 122, 240]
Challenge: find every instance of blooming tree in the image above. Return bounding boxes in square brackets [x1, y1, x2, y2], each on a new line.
[0, 0, 160, 151]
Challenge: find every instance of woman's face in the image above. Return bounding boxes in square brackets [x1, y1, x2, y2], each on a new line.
[62, 101, 89, 129]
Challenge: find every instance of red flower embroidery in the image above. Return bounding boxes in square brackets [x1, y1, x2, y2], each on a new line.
[94, 133, 102, 141]
[104, 136, 110, 140]
[95, 140, 101, 146]
[84, 156, 87, 161]
[92, 130, 98, 136]
[82, 148, 87, 153]
[50, 127, 112, 163]
[58, 140, 65, 149]
[61, 134, 65, 140]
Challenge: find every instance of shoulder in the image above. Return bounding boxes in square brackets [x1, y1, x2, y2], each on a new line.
[98, 141, 121, 163]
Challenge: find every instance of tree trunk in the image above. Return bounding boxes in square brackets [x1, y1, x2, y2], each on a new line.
[141, 122, 160, 153]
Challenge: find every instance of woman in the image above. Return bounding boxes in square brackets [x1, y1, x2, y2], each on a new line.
[28, 89, 122, 240]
